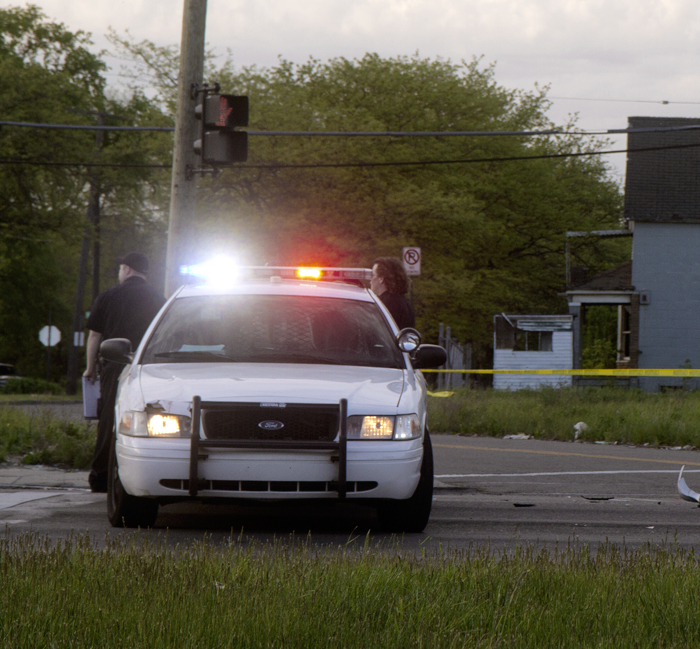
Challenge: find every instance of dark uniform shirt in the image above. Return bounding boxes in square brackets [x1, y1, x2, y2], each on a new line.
[86, 276, 166, 349]
[379, 292, 415, 330]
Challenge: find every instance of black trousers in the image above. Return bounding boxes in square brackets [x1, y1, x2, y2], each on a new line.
[89, 361, 123, 487]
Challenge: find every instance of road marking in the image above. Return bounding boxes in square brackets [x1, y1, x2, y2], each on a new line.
[436, 469, 700, 478]
[432, 442, 700, 467]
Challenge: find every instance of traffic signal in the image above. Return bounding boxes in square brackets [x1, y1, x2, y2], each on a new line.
[194, 94, 249, 165]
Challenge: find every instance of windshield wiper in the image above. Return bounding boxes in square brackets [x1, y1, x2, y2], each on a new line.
[153, 351, 239, 362]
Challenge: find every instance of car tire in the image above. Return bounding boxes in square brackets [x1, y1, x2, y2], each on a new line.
[107, 435, 159, 528]
[377, 429, 434, 533]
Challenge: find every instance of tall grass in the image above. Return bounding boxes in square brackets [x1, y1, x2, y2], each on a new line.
[0, 406, 94, 468]
[1, 534, 700, 647]
[428, 386, 700, 447]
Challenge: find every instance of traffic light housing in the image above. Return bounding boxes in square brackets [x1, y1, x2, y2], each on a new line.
[194, 94, 249, 165]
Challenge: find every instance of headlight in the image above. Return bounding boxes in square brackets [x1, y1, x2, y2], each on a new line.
[346, 414, 421, 440]
[119, 411, 191, 437]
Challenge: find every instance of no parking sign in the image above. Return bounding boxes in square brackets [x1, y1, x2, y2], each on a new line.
[402, 247, 421, 276]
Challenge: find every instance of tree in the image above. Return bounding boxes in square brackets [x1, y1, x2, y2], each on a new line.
[0, 6, 172, 380]
[0, 5, 105, 376]
[107, 42, 628, 363]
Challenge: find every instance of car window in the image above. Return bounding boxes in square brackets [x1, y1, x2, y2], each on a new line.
[140, 295, 404, 369]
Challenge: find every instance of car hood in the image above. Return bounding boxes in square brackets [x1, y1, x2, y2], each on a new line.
[134, 363, 407, 415]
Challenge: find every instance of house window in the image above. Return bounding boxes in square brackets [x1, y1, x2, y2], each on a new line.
[513, 331, 553, 351]
[539, 332, 553, 351]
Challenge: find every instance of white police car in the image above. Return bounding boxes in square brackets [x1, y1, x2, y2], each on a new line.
[100, 265, 446, 531]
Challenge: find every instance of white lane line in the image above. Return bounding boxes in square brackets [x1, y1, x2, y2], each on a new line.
[0, 492, 72, 510]
[435, 469, 700, 478]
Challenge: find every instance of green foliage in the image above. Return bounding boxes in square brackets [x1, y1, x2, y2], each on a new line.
[0, 377, 64, 395]
[2, 535, 700, 648]
[0, 7, 172, 380]
[0, 406, 94, 467]
[428, 386, 700, 447]
[582, 305, 618, 369]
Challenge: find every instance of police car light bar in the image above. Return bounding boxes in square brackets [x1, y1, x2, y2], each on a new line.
[179, 264, 372, 283]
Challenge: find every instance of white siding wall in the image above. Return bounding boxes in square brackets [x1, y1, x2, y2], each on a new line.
[493, 331, 573, 390]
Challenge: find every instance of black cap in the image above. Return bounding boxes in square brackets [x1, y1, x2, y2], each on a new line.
[116, 252, 149, 274]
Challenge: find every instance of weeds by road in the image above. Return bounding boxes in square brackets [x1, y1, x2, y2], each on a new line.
[0, 406, 94, 468]
[1, 533, 698, 648]
[428, 387, 700, 448]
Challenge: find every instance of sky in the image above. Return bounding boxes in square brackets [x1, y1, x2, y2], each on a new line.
[6, 0, 700, 183]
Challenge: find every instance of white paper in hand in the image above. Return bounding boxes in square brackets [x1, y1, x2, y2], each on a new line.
[82, 377, 100, 419]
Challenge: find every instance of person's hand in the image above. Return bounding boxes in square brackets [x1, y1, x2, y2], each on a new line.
[83, 367, 98, 384]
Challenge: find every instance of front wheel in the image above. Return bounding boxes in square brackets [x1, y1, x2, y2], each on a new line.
[377, 430, 434, 533]
[107, 435, 159, 528]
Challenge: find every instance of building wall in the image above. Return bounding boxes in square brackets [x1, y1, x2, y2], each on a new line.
[631, 222, 700, 390]
[493, 331, 573, 390]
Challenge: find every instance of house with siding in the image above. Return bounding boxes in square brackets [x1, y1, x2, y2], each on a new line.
[493, 314, 573, 390]
[565, 116, 700, 391]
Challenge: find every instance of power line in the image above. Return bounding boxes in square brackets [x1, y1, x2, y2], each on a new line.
[0, 140, 698, 171]
[3, 119, 700, 137]
[0, 120, 573, 136]
[549, 96, 700, 106]
[0, 121, 175, 132]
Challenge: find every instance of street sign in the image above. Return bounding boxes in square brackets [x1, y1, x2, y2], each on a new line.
[39, 326, 61, 347]
[403, 247, 421, 276]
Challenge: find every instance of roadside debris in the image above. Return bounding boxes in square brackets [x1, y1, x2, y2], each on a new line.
[573, 421, 588, 440]
[677, 465, 700, 504]
[503, 433, 533, 440]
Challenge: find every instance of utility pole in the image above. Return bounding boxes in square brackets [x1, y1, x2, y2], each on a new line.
[65, 111, 106, 396]
[91, 112, 105, 303]
[165, 0, 208, 297]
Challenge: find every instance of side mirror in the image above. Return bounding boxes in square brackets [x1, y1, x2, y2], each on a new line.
[100, 338, 134, 365]
[412, 344, 447, 370]
[397, 328, 421, 353]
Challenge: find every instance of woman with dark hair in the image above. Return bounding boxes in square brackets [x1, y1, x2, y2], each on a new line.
[370, 257, 416, 329]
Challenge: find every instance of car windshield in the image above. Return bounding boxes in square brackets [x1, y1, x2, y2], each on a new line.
[140, 294, 404, 369]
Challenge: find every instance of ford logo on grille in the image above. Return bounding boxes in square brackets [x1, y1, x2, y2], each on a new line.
[259, 420, 284, 430]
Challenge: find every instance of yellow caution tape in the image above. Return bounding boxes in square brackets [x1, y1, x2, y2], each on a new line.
[421, 368, 700, 377]
[426, 390, 455, 398]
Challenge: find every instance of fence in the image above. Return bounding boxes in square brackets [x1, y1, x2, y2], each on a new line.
[436, 323, 472, 390]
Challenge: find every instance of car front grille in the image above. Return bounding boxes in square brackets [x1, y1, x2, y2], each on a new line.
[202, 403, 339, 442]
[160, 479, 378, 493]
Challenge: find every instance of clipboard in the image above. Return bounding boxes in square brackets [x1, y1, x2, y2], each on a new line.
[82, 376, 101, 420]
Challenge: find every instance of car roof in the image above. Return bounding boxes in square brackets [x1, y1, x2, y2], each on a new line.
[175, 278, 375, 301]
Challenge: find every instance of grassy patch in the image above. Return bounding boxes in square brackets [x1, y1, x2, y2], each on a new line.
[0, 394, 82, 403]
[1, 534, 699, 647]
[0, 406, 94, 468]
[0, 377, 66, 395]
[428, 386, 700, 447]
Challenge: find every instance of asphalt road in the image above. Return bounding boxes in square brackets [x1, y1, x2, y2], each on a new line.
[2, 432, 700, 552]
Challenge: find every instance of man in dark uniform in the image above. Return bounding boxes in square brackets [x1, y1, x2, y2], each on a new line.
[83, 252, 166, 492]
[370, 257, 416, 330]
